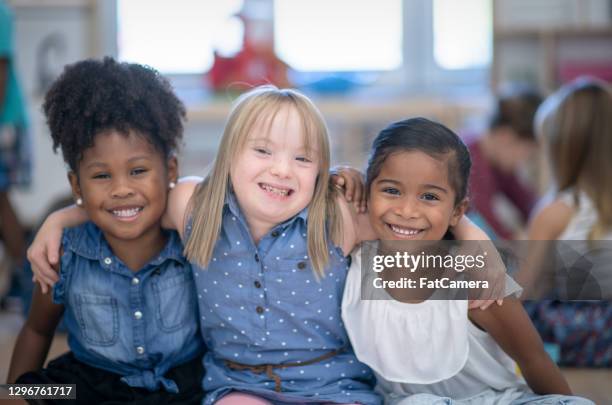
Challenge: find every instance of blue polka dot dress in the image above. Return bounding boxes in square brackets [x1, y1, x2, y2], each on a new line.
[188, 191, 380, 405]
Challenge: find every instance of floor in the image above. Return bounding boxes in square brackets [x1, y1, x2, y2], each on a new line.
[1, 310, 611, 404]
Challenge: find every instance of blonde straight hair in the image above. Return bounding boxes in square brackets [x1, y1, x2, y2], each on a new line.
[536, 77, 612, 239]
[184, 86, 342, 277]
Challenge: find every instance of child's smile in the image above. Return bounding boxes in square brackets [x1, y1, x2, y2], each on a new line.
[107, 205, 144, 221]
[258, 181, 294, 199]
[386, 223, 425, 239]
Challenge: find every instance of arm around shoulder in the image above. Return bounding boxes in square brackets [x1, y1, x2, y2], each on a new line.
[335, 194, 361, 256]
[27, 205, 87, 293]
[163, 177, 202, 239]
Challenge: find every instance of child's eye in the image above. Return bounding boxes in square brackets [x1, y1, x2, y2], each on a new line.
[131, 168, 148, 176]
[421, 193, 439, 201]
[92, 173, 110, 180]
[296, 156, 312, 163]
[382, 187, 400, 196]
[254, 147, 270, 155]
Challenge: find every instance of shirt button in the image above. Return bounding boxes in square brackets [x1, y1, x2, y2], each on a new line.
[254, 281, 262, 289]
[271, 231, 279, 237]
[134, 311, 143, 320]
[131, 278, 140, 285]
[297, 261, 306, 270]
[104, 257, 112, 265]
[136, 346, 145, 354]
[256, 306, 264, 314]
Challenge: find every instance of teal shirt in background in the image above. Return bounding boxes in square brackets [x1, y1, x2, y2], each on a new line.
[0, 1, 28, 127]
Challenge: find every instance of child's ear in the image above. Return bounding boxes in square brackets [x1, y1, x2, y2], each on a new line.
[67, 171, 81, 201]
[166, 156, 178, 184]
[449, 198, 469, 227]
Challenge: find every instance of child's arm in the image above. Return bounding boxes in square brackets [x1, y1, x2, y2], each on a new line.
[27, 206, 87, 293]
[29, 176, 202, 293]
[516, 199, 574, 298]
[468, 298, 572, 395]
[162, 176, 202, 239]
[336, 193, 360, 256]
[450, 216, 508, 309]
[7, 283, 64, 383]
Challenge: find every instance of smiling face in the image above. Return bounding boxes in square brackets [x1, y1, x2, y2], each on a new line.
[368, 150, 467, 241]
[69, 130, 177, 249]
[229, 106, 319, 239]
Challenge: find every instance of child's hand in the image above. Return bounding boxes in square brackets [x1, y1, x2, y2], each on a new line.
[27, 216, 64, 294]
[331, 166, 367, 213]
[27, 206, 87, 294]
[468, 299, 503, 310]
[466, 240, 508, 309]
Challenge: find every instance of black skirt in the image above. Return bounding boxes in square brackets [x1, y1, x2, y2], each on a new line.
[16, 352, 204, 405]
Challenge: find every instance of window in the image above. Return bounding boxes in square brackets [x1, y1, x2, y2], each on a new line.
[433, 0, 492, 70]
[273, 0, 403, 72]
[117, 0, 243, 74]
[115, 0, 491, 90]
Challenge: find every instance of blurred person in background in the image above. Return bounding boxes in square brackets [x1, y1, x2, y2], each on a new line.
[522, 76, 612, 367]
[466, 88, 542, 239]
[0, 0, 31, 303]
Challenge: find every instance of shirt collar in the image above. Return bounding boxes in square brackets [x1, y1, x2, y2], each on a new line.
[65, 222, 185, 265]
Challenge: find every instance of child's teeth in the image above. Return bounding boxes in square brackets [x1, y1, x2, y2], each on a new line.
[262, 184, 289, 196]
[391, 225, 420, 235]
[113, 208, 140, 217]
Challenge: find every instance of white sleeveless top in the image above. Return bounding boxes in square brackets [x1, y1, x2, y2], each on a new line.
[558, 190, 612, 240]
[556, 190, 612, 299]
[342, 247, 528, 401]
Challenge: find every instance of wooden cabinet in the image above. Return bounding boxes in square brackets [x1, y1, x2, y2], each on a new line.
[491, 0, 612, 93]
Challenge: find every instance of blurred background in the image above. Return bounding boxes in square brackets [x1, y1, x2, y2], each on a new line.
[5, 0, 611, 225]
[0, 0, 611, 402]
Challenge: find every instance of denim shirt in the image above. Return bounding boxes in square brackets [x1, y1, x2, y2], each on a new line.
[53, 222, 204, 393]
[189, 191, 380, 405]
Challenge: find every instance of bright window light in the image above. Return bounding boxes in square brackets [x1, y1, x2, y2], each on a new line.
[117, 0, 243, 74]
[433, 0, 492, 70]
[274, 0, 403, 72]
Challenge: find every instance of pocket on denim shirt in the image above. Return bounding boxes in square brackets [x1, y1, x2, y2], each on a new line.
[75, 293, 119, 346]
[273, 258, 316, 302]
[152, 271, 195, 332]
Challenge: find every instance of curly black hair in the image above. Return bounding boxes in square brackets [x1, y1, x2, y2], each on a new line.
[43, 57, 186, 172]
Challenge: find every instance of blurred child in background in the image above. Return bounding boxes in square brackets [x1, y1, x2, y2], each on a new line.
[466, 89, 542, 239]
[523, 77, 612, 367]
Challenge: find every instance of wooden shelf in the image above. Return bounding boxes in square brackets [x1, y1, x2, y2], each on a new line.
[491, 1, 612, 93]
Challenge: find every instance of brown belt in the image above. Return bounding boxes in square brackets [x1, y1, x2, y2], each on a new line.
[225, 347, 344, 392]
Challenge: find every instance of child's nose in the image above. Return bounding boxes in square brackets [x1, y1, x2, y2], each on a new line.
[394, 200, 420, 219]
[270, 156, 291, 178]
[111, 177, 135, 198]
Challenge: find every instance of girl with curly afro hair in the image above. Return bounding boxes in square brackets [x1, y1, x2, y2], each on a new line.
[7, 57, 205, 405]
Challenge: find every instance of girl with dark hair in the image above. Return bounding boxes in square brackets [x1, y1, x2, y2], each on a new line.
[342, 118, 592, 404]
